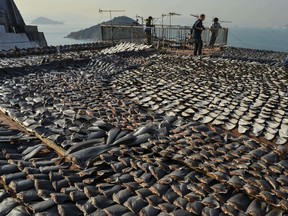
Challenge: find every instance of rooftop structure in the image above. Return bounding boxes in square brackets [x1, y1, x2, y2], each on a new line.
[0, 0, 47, 50]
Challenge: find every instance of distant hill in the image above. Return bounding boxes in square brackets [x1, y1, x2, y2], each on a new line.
[31, 17, 63, 25]
[66, 16, 137, 40]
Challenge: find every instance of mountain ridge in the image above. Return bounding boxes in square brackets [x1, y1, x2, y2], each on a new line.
[31, 17, 63, 25]
[65, 16, 137, 40]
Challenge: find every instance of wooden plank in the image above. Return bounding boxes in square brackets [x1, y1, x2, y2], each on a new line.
[0, 110, 65, 156]
[34, 133, 65, 157]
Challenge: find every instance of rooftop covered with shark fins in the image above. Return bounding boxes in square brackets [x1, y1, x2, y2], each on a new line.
[0, 41, 287, 215]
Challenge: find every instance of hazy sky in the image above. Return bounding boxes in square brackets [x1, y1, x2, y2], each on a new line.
[14, 0, 288, 27]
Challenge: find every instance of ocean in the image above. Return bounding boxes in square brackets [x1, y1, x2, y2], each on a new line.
[37, 23, 94, 47]
[37, 24, 288, 53]
[227, 27, 288, 53]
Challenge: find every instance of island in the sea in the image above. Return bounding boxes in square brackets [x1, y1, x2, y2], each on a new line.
[65, 16, 137, 41]
[31, 17, 63, 25]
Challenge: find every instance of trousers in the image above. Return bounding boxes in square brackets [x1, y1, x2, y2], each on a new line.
[193, 35, 203, 56]
[209, 33, 217, 48]
[146, 31, 152, 45]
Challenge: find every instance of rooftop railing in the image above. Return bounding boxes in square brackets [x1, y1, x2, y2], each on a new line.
[101, 24, 228, 48]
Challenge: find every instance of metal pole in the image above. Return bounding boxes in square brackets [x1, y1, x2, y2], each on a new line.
[99, 9, 125, 43]
[162, 14, 165, 47]
[110, 11, 113, 43]
[169, 15, 171, 41]
[131, 26, 133, 42]
[167, 13, 180, 44]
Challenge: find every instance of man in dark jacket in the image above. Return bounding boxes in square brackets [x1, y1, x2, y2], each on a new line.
[283, 55, 288, 71]
[145, 16, 154, 45]
[192, 14, 206, 56]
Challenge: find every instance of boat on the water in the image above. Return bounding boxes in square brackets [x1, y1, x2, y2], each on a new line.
[0, 0, 47, 50]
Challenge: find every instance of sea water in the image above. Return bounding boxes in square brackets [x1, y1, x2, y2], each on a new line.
[37, 23, 94, 46]
[38, 23, 288, 53]
[228, 27, 288, 52]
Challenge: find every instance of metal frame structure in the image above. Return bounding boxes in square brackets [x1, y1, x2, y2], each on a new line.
[99, 9, 125, 43]
[101, 24, 229, 49]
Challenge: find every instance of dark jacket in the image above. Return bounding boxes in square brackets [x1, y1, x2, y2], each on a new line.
[145, 19, 153, 27]
[283, 55, 288, 69]
[145, 18, 154, 32]
[193, 19, 205, 37]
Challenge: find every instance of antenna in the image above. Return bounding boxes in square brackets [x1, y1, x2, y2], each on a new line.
[99, 9, 125, 20]
[136, 15, 143, 25]
[211, 16, 232, 23]
[161, 14, 167, 25]
[190, 14, 199, 18]
[167, 12, 181, 26]
[99, 9, 125, 43]
[220, 20, 232, 23]
[168, 12, 181, 16]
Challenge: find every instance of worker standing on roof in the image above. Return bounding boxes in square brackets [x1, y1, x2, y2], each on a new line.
[144, 16, 154, 45]
[282, 55, 288, 71]
[209, 17, 222, 49]
[192, 14, 206, 56]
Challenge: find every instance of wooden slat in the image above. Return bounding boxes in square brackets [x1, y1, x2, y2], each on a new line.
[0, 110, 65, 156]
